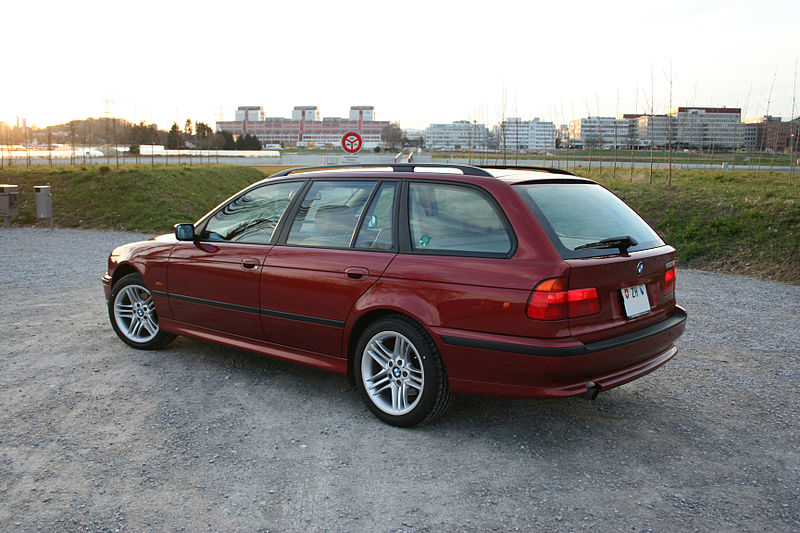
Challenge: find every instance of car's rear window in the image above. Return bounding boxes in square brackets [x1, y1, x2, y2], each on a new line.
[514, 183, 664, 258]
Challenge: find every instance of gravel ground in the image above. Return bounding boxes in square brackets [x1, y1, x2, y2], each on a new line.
[1, 227, 798, 532]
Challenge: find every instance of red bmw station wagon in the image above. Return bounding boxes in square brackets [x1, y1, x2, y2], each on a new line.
[103, 164, 686, 426]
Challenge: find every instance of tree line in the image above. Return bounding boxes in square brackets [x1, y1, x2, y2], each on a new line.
[0, 117, 262, 152]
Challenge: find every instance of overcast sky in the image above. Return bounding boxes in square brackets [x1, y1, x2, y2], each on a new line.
[2, 0, 799, 130]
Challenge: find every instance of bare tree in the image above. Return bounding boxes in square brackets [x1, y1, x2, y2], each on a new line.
[613, 90, 619, 179]
[757, 70, 777, 178]
[649, 64, 655, 184]
[69, 122, 76, 166]
[733, 85, 751, 170]
[630, 83, 639, 181]
[0, 122, 5, 169]
[585, 102, 595, 172]
[500, 87, 508, 166]
[513, 95, 520, 165]
[790, 57, 798, 181]
[570, 102, 577, 172]
[665, 60, 674, 186]
[595, 95, 603, 179]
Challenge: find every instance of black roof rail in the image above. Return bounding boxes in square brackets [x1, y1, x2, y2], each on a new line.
[479, 165, 576, 176]
[269, 163, 494, 178]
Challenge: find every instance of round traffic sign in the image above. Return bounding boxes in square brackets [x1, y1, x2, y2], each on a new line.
[341, 131, 363, 154]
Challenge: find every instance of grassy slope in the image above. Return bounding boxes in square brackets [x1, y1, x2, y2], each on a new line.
[1, 164, 798, 284]
[0, 165, 267, 233]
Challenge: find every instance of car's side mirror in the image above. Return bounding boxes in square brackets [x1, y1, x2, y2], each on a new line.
[174, 223, 195, 241]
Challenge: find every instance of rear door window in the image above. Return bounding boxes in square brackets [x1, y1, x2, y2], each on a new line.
[514, 183, 664, 258]
[354, 182, 397, 250]
[408, 182, 513, 256]
[286, 180, 376, 248]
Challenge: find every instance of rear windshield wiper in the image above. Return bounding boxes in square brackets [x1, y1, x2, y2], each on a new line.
[574, 236, 638, 254]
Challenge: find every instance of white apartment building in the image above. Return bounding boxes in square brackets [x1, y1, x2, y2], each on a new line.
[291, 106, 320, 122]
[636, 115, 675, 149]
[568, 117, 632, 148]
[671, 107, 742, 150]
[235, 106, 266, 122]
[349, 106, 375, 122]
[497, 118, 557, 152]
[424, 121, 489, 151]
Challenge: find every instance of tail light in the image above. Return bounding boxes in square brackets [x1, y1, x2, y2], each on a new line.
[664, 266, 676, 295]
[527, 277, 600, 320]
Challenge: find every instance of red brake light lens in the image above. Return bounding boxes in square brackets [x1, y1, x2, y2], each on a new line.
[568, 288, 600, 317]
[664, 267, 676, 295]
[527, 278, 600, 320]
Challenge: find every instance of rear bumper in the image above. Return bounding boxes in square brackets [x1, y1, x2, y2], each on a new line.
[435, 306, 686, 398]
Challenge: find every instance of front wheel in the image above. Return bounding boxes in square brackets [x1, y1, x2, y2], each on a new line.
[109, 272, 175, 350]
[355, 316, 453, 427]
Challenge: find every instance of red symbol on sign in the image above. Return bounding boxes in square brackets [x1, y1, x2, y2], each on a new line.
[341, 131, 363, 154]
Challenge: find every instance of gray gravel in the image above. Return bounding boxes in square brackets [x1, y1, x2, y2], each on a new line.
[1, 227, 799, 532]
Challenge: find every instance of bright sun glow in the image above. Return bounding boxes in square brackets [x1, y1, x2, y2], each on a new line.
[2, 0, 799, 129]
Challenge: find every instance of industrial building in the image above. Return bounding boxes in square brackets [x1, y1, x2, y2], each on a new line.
[216, 105, 388, 148]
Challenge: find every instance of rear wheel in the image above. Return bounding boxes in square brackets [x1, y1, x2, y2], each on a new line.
[355, 316, 452, 427]
[109, 273, 175, 350]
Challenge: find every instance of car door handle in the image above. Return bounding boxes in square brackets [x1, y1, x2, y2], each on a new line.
[344, 267, 369, 279]
[241, 258, 261, 269]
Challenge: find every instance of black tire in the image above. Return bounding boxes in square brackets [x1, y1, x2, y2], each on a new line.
[354, 315, 453, 427]
[108, 272, 175, 350]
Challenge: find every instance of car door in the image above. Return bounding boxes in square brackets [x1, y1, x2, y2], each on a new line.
[167, 180, 302, 339]
[260, 180, 398, 357]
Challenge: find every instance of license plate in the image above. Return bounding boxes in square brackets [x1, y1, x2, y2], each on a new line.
[621, 284, 650, 318]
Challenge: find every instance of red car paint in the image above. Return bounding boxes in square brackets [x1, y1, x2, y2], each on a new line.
[104, 166, 685, 403]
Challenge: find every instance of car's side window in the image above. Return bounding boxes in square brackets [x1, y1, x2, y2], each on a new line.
[286, 180, 376, 248]
[409, 182, 512, 255]
[200, 181, 302, 244]
[354, 182, 397, 250]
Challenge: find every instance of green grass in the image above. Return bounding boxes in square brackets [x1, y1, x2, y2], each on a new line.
[0, 165, 266, 233]
[436, 149, 798, 167]
[2, 164, 798, 284]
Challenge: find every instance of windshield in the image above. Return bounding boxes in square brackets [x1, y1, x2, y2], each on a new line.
[513, 183, 664, 258]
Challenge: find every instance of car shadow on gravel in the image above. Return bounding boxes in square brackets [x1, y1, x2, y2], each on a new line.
[153, 335, 696, 451]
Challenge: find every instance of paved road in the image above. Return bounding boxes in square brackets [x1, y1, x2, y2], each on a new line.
[1, 228, 798, 532]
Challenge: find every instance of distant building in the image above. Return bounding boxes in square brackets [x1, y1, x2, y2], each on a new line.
[216, 105, 388, 148]
[235, 106, 265, 122]
[568, 117, 632, 148]
[671, 107, 742, 151]
[402, 128, 425, 147]
[742, 123, 760, 152]
[636, 115, 675, 149]
[496, 118, 557, 152]
[291, 106, 320, 122]
[744, 115, 798, 152]
[424, 121, 489, 151]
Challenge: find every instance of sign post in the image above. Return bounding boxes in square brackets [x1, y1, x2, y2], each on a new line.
[341, 131, 363, 164]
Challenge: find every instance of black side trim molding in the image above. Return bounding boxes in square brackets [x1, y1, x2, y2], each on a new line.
[259, 308, 345, 328]
[157, 291, 345, 328]
[162, 291, 260, 315]
[441, 307, 687, 357]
